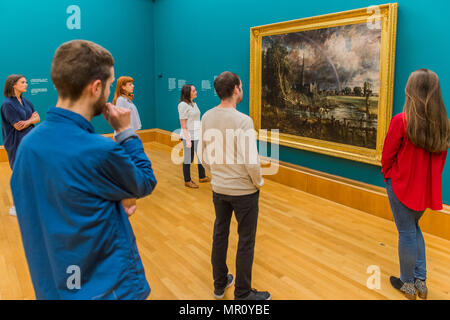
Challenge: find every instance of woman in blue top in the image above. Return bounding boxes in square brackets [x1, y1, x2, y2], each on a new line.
[1, 74, 40, 215]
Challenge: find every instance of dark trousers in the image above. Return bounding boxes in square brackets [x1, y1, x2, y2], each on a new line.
[182, 139, 206, 182]
[211, 190, 259, 299]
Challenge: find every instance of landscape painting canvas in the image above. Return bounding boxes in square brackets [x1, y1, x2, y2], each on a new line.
[250, 4, 398, 165]
[261, 23, 380, 149]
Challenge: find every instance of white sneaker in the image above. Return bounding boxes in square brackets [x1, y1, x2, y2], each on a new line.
[9, 206, 16, 216]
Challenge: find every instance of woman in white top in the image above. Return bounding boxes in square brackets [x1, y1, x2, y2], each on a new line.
[113, 76, 142, 132]
[178, 84, 210, 188]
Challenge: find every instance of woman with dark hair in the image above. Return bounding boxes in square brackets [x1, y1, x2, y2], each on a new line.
[1, 74, 40, 215]
[382, 69, 449, 300]
[178, 84, 209, 188]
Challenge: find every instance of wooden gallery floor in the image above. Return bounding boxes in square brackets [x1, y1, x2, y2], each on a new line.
[0, 141, 449, 300]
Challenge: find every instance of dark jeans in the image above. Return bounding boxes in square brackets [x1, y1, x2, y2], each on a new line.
[386, 178, 426, 283]
[211, 190, 260, 299]
[182, 139, 206, 182]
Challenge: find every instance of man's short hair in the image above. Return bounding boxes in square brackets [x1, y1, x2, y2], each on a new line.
[51, 40, 114, 101]
[214, 71, 241, 100]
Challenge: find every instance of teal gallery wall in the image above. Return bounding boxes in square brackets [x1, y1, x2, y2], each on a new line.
[152, 0, 449, 204]
[0, 0, 155, 142]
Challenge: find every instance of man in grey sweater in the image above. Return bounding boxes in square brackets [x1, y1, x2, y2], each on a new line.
[200, 71, 271, 300]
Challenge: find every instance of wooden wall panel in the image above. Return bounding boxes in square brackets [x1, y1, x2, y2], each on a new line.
[2, 128, 448, 240]
[147, 129, 450, 240]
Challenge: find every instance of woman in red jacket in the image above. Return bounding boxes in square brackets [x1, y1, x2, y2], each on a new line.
[382, 69, 449, 300]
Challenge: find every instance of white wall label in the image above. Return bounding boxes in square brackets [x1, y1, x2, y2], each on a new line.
[178, 79, 186, 90]
[201, 80, 211, 91]
[168, 78, 176, 91]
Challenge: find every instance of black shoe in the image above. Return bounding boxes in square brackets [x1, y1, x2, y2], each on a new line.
[390, 276, 416, 300]
[214, 274, 234, 299]
[235, 289, 271, 300]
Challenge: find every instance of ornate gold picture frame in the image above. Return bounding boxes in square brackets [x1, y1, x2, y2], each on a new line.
[250, 3, 398, 166]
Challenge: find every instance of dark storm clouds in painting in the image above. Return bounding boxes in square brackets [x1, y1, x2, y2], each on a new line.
[261, 23, 381, 149]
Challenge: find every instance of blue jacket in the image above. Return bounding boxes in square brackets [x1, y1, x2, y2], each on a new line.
[1, 96, 35, 168]
[11, 107, 157, 300]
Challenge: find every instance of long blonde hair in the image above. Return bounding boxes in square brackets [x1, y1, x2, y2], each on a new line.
[113, 76, 134, 104]
[404, 69, 450, 153]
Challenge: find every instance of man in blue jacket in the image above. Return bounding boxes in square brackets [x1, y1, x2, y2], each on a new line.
[10, 40, 157, 300]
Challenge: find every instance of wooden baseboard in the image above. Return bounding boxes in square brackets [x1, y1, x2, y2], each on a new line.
[260, 156, 450, 239]
[2, 128, 449, 240]
[0, 129, 167, 161]
[143, 128, 450, 241]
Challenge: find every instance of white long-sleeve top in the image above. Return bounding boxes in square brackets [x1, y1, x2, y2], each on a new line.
[116, 96, 142, 132]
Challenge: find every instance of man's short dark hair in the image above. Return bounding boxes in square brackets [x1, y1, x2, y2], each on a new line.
[214, 71, 241, 100]
[51, 40, 114, 101]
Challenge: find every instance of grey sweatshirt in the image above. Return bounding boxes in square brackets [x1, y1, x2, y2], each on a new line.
[200, 106, 264, 196]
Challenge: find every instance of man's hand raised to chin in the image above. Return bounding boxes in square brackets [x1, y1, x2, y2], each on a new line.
[103, 103, 131, 133]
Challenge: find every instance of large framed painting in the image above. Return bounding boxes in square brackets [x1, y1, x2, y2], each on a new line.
[250, 3, 398, 165]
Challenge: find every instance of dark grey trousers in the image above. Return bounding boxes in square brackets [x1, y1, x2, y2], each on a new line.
[211, 190, 259, 299]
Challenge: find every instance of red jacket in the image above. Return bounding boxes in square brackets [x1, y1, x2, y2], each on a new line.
[381, 113, 447, 211]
